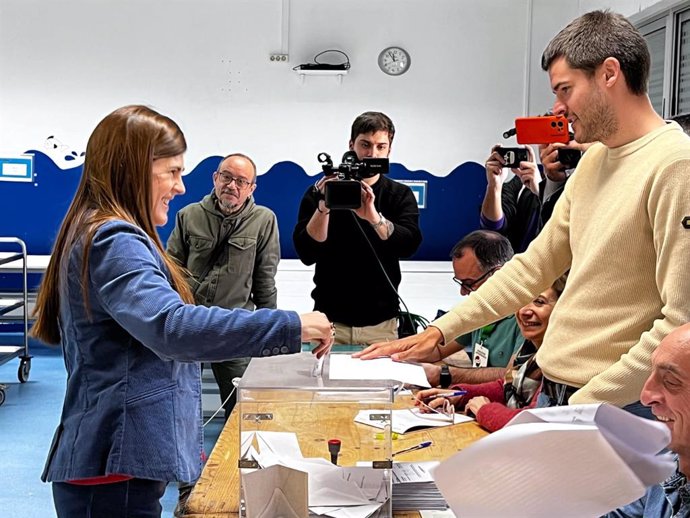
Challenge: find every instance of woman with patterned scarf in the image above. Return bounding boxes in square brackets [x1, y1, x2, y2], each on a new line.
[416, 275, 567, 432]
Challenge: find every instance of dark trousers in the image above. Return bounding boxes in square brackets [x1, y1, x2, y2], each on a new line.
[210, 357, 250, 421]
[53, 478, 166, 518]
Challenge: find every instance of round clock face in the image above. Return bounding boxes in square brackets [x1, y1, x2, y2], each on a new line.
[378, 47, 411, 76]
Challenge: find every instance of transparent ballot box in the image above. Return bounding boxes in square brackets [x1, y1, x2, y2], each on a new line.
[238, 352, 394, 518]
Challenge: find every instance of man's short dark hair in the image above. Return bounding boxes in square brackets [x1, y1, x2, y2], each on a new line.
[350, 112, 395, 143]
[541, 10, 650, 96]
[672, 114, 690, 135]
[450, 230, 514, 272]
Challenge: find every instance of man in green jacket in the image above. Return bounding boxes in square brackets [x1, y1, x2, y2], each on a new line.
[167, 152, 280, 419]
[427, 230, 523, 388]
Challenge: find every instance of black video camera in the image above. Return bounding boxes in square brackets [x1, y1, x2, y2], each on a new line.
[496, 147, 529, 168]
[557, 148, 582, 169]
[317, 151, 389, 209]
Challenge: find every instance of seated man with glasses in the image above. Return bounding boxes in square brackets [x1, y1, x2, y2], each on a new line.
[168, 152, 280, 420]
[426, 231, 523, 388]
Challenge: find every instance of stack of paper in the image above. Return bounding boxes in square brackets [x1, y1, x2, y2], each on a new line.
[392, 462, 448, 512]
[432, 403, 676, 518]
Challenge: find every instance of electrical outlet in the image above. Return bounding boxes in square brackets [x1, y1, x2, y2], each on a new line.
[269, 54, 289, 63]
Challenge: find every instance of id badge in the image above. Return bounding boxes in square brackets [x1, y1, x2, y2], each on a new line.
[473, 342, 489, 368]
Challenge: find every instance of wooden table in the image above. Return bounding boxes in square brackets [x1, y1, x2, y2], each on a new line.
[183, 395, 487, 518]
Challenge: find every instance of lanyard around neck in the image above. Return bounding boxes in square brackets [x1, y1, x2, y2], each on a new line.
[478, 323, 497, 342]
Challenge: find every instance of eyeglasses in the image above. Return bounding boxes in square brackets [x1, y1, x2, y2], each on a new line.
[452, 267, 498, 292]
[410, 398, 455, 424]
[216, 171, 253, 189]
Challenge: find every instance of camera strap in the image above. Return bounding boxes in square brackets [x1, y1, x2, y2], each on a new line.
[312, 183, 325, 200]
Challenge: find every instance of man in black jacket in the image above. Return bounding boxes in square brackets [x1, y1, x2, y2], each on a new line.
[293, 112, 422, 345]
[482, 101, 593, 253]
[479, 139, 584, 253]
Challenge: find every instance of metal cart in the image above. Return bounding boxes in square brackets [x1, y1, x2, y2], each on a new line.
[0, 238, 31, 406]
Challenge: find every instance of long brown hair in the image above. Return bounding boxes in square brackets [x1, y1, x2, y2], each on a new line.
[31, 105, 194, 345]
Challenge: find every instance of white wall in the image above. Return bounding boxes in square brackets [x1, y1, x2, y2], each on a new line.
[0, 0, 661, 176]
[526, 0, 660, 114]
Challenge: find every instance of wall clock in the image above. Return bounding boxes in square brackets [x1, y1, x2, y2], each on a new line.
[378, 47, 411, 76]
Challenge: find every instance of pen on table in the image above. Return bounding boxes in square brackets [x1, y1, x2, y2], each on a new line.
[392, 440, 433, 457]
[422, 390, 467, 402]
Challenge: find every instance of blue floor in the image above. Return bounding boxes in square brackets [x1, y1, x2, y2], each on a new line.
[0, 345, 224, 518]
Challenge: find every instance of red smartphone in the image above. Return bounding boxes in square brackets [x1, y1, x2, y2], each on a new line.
[514, 115, 569, 144]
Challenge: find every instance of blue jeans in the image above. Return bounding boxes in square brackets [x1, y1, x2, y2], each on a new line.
[537, 392, 655, 420]
[53, 478, 166, 518]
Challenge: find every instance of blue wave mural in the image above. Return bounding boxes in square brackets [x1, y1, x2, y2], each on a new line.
[0, 151, 486, 269]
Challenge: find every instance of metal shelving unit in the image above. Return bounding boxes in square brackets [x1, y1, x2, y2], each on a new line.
[0, 238, 31, 406]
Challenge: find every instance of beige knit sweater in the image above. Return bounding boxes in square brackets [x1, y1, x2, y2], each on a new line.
[434, 122, 690, 407]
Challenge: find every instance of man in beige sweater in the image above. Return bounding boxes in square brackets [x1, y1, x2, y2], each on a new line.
[356, 11, 690, 416]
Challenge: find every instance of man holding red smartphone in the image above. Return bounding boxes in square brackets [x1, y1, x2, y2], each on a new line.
[358, 11, 690, 420]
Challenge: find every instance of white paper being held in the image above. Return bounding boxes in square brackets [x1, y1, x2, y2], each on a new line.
[329, 354, 430, 387]
[508, 403, 674, 486]
[432, 404, 676, 518]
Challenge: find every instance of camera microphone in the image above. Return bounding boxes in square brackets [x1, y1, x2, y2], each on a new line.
[502, 127, 517, 139]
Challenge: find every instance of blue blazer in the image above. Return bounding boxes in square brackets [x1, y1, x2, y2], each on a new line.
[42, 220, 301, 483]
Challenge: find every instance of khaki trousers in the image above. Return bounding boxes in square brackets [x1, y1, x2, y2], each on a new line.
[333, 317, 398, 346]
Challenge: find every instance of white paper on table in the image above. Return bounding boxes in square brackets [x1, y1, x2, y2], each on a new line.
[419, 511, 457, 518]
[355, 408, 473, 434]
[339, 466, 389, 501]
[322, 504, 383, 518]
[240, 431, 257, 458]
[310, 504, 383, 518]
[255, 431, 304, 459]
[242, 465, 308, 518]
[240, 431, 387, 517]
[329, 354, 430, 387]
[240, 431, 305, 468]
[432, 404, 676, 518]
[392, 461, 440, 484]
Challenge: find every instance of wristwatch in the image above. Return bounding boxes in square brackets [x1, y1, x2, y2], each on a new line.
[370, 212, 386, 229]
[439, 364, 452, 388]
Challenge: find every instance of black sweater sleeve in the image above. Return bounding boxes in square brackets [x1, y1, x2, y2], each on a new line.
[381, 182, 422, 258]
[500, 175, 523, 232]
[292, 185, 323, 266]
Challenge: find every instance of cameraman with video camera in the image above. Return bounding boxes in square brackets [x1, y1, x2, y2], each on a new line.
[293, 111, 422, 345]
